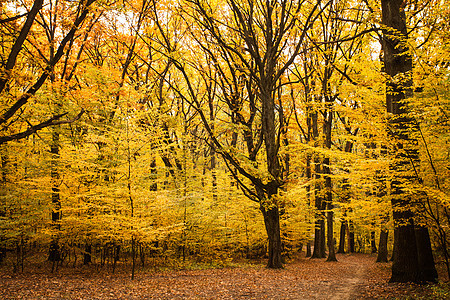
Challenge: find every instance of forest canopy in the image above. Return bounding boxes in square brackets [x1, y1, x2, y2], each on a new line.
[0, 0, 449, 283]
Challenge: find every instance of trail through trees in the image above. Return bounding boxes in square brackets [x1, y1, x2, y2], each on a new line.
[1, 254, 448, 299]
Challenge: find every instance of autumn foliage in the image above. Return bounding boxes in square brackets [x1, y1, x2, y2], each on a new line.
[0, 0, 449, 288]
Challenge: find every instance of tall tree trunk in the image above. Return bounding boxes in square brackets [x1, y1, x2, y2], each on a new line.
[259, 81, 283, 268]
[381, 0, 437, 283]
[0, 147, 8, 264]
[304, 99, 314, 259]
[311, 159, 326, 259]
[49, 127, 61, 264]
[209, 93, 217, 202]
[338, 139, 355, 255]
[305, 153, 313, 258]
[376, 147, 389, 262]
[310, 102, 325, 259]
[323, 105, 336, 262]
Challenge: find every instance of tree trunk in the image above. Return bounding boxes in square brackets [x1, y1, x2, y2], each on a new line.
[326, 203, 337, 261]
[381, 0, 437, 283]
[311, 221, 322, 258]
[311, 219, 326, 259]
[149, 159, 157, 191]
[112, 244, 120, 273]
[261, 205, 283, 268]
[376, 228, 389, 262]
[306, 240, 312, 257]
[322, 92, 336, 262]
[415, 226, 438, 282]
[209, 93, 217, 202]
[390, 230, 397, 262]
[390, 225, 420, 282]
[311, 158, 326, 259]
[348, 221, 355, 253]
[83, 244, 92, 265]
[371, 231, 378, 254]
[131, 237, 136, 280]
[337, 220, 347, 253]
[323, 151, 335, 261]
[49, 128, 61, 263]
[1, 148, 8, 264]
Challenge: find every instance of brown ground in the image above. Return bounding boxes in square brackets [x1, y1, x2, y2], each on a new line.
[1, 253, 449, 299]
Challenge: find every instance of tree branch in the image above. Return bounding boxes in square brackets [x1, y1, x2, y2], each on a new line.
[0, 12, 29, 24]
[0, 0, 43, 93]
[0, 109, 84, 145]
[0, 0, 96, 126]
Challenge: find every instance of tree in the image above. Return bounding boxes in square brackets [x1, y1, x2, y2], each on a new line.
[151, 0, 327, 268]
[380, 0, 437, 283]
[0, 0, 97, 145]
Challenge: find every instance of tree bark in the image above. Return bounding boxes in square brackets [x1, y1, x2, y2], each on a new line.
[371, 231, 378, 254]
[83, 244, 92, 265]
[348, 220, 355, 253]
[381, 0, 437, 283]
[49, 128, 61, 263]
[376, 228, 389, 262]
[415, 226, 438, 282]
[311, 156, 326, 259]
[311, 220, 323, 258]
[306, 240, 312, 257]
[261, 204, 283, 268]
[337, 220, 347, 253]
[326, 203, 337, 261]
[0, 147, 8, 264]
[323, 104, 336, 262]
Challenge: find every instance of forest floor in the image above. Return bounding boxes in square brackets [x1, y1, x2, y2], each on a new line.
[1, 253, 449, 299]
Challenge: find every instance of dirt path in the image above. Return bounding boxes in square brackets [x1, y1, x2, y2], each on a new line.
[328, 259, 368, 300]
[1, 253, 445, 299]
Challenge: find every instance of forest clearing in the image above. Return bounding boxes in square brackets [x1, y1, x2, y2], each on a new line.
[1, 253, 449, 299]
[1, 0, 449, 299]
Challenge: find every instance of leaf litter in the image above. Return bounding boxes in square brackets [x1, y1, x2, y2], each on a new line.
[1, 253, 448, 299]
